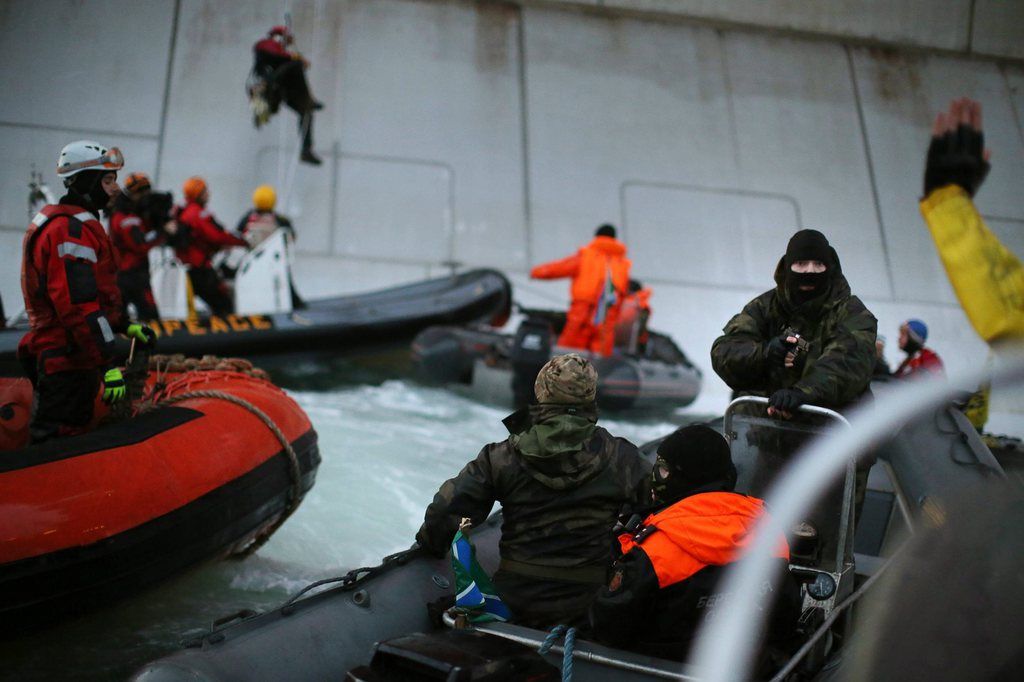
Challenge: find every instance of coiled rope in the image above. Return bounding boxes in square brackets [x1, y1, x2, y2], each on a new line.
[136, 360, 302, 558]
[537, 624, 576, 682]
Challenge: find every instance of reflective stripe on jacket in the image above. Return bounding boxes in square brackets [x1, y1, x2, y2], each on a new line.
[20, 203, 123, 373]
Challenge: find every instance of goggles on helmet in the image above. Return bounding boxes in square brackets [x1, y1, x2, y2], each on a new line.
[57, 146, 124, 177]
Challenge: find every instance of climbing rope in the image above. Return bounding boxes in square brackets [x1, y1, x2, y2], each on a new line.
[537, 624, 576, 682]
[137, 357, 301, 557]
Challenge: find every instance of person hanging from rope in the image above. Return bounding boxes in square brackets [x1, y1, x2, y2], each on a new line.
[175, 177, 249, 316]
[110, 172, 163, 320]
[20, 140, 156, 443]
[251, 25, 323, 165]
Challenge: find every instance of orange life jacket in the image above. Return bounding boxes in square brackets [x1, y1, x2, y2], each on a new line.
[618, 492, 789, 589]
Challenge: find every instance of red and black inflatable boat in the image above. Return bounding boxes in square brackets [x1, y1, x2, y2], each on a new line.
[0, 359, 319, 631]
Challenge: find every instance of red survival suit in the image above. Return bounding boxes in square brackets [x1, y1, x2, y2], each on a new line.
[110, 198, 162, 320]
[175, 201, 247, 316]
[531, 235, 631, 356]
[893, 347, 944, 379]
[591, 491, 798, 662]
[20, 203, 124, 441]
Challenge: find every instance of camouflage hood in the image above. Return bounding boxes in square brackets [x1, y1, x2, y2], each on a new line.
[505, 404, 605, 490]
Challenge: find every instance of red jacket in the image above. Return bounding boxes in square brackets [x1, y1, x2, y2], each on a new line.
[20, 203, 124, 373]
[894, 348, 944, 379]
[254, 38, 291, 59]
[110, 210, 161, 272]
[175, 202, 247, 269]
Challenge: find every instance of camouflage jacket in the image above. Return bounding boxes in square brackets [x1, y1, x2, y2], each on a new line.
[710, 257, 877, 411]
[416, 404, 651, 570]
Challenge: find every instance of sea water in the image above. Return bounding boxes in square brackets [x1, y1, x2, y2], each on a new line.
[0, 380, 684, 681]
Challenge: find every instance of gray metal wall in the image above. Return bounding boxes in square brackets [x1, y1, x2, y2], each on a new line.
[2, 0, 1022, 414]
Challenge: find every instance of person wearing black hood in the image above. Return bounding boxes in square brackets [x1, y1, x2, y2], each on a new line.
[711, 229, 877, 417]
[591, 425, 800, 665]
[19, 141, 155, 442]
[711, 229, 877, 514]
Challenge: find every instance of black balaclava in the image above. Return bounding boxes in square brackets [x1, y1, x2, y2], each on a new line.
[783, 229, 833, 304]
[651, 424, 737, 506]
[595, 223, 616, 238]
[65, 169, 113, 217]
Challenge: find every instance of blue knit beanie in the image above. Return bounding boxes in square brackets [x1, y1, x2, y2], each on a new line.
[905, 319, 928, 344]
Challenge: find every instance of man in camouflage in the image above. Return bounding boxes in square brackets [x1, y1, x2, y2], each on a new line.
[711, 229, 877, 511]
[416, 353, 651, 629]
[711, 229, 877, 415]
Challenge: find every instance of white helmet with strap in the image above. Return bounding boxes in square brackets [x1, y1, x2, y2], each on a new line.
[56, 140, 124, 183]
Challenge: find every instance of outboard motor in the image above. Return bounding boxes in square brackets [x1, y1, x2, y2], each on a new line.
[412, 327, 475, 385]
[510, 317, 552, 408]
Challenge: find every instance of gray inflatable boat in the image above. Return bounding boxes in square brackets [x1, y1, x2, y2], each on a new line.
[132, 392, 1005, 681]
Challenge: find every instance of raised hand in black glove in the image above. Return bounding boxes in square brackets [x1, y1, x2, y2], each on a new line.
[924, 97, 991, 198]
[768, 388, 805, 416]
[766, 335, 792, 366]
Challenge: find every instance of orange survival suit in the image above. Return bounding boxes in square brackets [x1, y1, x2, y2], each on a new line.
[530, 235, 631, 356]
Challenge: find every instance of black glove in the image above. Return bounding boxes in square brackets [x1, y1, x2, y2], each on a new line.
[766, 335, 792, 366]
[769, 388, 805, 413]
[924, 124, 990, 198]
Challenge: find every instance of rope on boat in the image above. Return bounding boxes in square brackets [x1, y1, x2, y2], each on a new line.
[137, 360, 302, 558]
[538, 624, 576, 682]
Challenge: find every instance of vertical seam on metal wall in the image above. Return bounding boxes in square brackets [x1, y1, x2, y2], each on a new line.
[718, 30, 744, 188]
[999, 64, 1024, 150]
[154, 0, 183, 186]
[845, 45, 897, 301]
[517, 5, 535, 269]
[966, 0, 977, 53]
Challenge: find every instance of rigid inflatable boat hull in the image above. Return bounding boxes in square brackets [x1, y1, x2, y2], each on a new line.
[0, 269, 512, 376]
[0, 371, 320, 631]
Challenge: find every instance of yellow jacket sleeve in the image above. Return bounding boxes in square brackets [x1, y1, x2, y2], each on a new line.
[919, 185, 1024, 344]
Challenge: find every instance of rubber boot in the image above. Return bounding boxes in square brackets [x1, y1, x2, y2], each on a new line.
[299, 111, 321, 165]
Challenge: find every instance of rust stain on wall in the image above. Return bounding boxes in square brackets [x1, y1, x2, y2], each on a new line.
[473, 1, 517, 73]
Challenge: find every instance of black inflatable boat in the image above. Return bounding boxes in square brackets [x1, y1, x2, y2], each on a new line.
[0, 269, 511, 377]
[131, 394, 1005, 681]
[412, 311, 702, 412]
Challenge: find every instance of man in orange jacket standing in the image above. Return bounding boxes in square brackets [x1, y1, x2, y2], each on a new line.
[530, 224, 631, 356]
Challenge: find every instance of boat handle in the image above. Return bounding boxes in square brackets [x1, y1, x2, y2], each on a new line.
[211, 609, 259, 631]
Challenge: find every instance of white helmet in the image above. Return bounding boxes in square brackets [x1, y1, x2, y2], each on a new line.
[56, 140, 124, 180]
